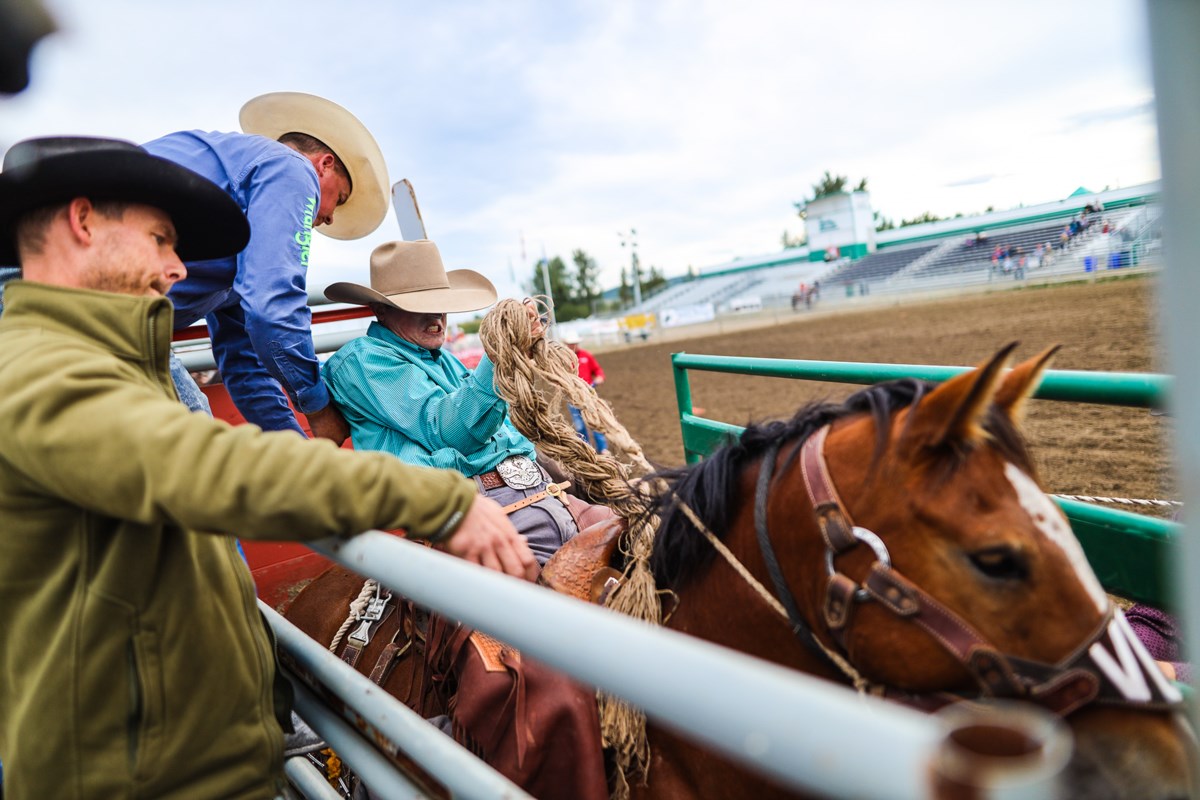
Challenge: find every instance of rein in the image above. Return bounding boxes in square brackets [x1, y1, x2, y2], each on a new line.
[672, 496, 871, 692]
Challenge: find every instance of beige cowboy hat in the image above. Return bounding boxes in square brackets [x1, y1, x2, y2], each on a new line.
[325, 240, 497, 314]
[240, 91, 388, 240]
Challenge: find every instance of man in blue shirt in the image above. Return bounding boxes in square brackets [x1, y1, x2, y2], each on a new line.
[322, 239, 580, 565]
[143, 92, 389, 442]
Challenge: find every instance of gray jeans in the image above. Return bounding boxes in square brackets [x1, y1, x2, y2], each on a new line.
[168, 350, 213, 416]
[475, 469, 579, 565]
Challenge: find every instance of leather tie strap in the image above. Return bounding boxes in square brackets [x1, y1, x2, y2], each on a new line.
[865, 562, 1026, 697]
[340, 603, 395, 669]
[500, 481, 572, 515]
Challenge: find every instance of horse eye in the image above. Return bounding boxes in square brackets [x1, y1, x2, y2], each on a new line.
[969, 547, 1028, 581]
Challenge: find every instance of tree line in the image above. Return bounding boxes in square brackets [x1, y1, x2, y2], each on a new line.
[525, 249, 668, 322]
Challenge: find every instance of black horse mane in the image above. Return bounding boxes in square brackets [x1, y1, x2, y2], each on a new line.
[643, 378, 1035, 592]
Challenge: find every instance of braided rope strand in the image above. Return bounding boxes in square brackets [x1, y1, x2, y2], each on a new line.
[478, 298, 661, 794]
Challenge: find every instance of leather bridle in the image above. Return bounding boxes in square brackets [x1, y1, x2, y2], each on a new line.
[752, 423, 1182, 716]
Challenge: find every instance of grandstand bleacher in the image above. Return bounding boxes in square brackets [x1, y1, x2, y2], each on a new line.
[824, 243, 938, 286]
[608, 184, 1160, 323]
[911, 223, 1066, 279]
[635, 273, 746, 314]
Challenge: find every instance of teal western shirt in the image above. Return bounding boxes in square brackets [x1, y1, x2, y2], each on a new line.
[322, 322, 536, 474]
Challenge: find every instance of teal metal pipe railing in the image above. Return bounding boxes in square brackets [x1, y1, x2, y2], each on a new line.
[671, 352, 1178, 607]
[672, 354, 1170, 409]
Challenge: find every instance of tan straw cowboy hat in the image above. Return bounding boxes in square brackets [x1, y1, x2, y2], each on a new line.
[325, 240, 498, 314]
[240, 91, 388, 240]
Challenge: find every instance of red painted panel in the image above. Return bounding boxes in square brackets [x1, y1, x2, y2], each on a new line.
[201, 382, 338, 600]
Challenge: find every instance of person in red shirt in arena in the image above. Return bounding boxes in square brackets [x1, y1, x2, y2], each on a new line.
[562, 331, 608, 454]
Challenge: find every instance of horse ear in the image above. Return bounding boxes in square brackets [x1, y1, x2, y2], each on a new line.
[905, 342, 1018, 450]
[995, 344, 1061, 426]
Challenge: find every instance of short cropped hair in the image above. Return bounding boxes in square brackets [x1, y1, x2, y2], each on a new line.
[15, 199, 129, 258]
[277, 132, 352, 191]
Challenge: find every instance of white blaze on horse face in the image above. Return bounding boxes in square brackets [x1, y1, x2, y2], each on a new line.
[1004, 463, 1107, 613]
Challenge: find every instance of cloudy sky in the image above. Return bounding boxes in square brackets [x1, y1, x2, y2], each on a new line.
[1, 0, 1160, 301]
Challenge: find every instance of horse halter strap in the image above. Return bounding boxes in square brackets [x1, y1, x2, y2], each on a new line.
[794, 424, 1183, 715]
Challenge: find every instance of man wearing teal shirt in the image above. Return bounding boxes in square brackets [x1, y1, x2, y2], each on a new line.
[323, 240, 578, 565]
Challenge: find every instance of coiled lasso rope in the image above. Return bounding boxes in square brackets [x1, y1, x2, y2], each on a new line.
[479, 297, 662, 796]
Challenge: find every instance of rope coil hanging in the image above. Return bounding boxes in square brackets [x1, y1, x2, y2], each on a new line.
[479, 297, 663, 794]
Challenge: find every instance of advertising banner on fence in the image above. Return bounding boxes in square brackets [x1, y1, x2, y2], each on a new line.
[660, 302, 716, 328]
[729, 296, 763, 313]
[619, 313, 656, 332]
[559, 318, 622, 344]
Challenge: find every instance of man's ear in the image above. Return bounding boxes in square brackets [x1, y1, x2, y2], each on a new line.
[316, 152, 337, 175]
[65, 197, 95, 245]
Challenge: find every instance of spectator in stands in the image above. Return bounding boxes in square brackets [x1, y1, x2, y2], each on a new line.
[321, 240, 589, 565]
[562, 331, 610, 455]
[792, 281, 807, 311]
[1031, 243, 1044, 270]
[1001, 247, 1014, 275]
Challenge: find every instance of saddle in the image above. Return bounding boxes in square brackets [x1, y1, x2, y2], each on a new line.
[289, 514, 628, 800]
[417, 513, 627, 800]
[538, 515, 626, 604]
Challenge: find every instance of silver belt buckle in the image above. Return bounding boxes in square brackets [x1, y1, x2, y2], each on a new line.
[496, 455, 542, 489]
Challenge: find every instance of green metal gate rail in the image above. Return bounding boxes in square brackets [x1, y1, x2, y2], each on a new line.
[671, 353, 1178, 608]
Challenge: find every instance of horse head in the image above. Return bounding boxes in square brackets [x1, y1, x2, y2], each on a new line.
[649, 343, 1195, 799]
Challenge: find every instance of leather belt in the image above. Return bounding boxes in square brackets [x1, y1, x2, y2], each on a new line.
[500, 481, 572, 515]
[478, 468, 506, 490]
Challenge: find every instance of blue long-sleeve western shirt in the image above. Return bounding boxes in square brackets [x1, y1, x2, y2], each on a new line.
[322, 322, 535, 474]
[143, 130, 327, 434]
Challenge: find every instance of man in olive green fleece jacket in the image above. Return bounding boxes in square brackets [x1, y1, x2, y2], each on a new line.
[0, 136, 538, 800]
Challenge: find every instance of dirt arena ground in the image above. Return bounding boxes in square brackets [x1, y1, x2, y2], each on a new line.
[593, 274, 1177, 509]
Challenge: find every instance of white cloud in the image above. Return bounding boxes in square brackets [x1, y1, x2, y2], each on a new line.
[4, 0, 1160, 303]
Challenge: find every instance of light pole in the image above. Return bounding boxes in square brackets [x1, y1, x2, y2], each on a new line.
[618, 228, 642, 309]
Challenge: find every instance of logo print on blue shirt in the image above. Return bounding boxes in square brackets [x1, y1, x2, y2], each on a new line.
[296, 197, 316, 267]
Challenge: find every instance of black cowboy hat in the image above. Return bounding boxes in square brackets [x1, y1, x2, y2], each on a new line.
[0, 136, 250, 264]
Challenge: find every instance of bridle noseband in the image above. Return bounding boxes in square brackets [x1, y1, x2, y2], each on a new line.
[750, 424, 1183, 716]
